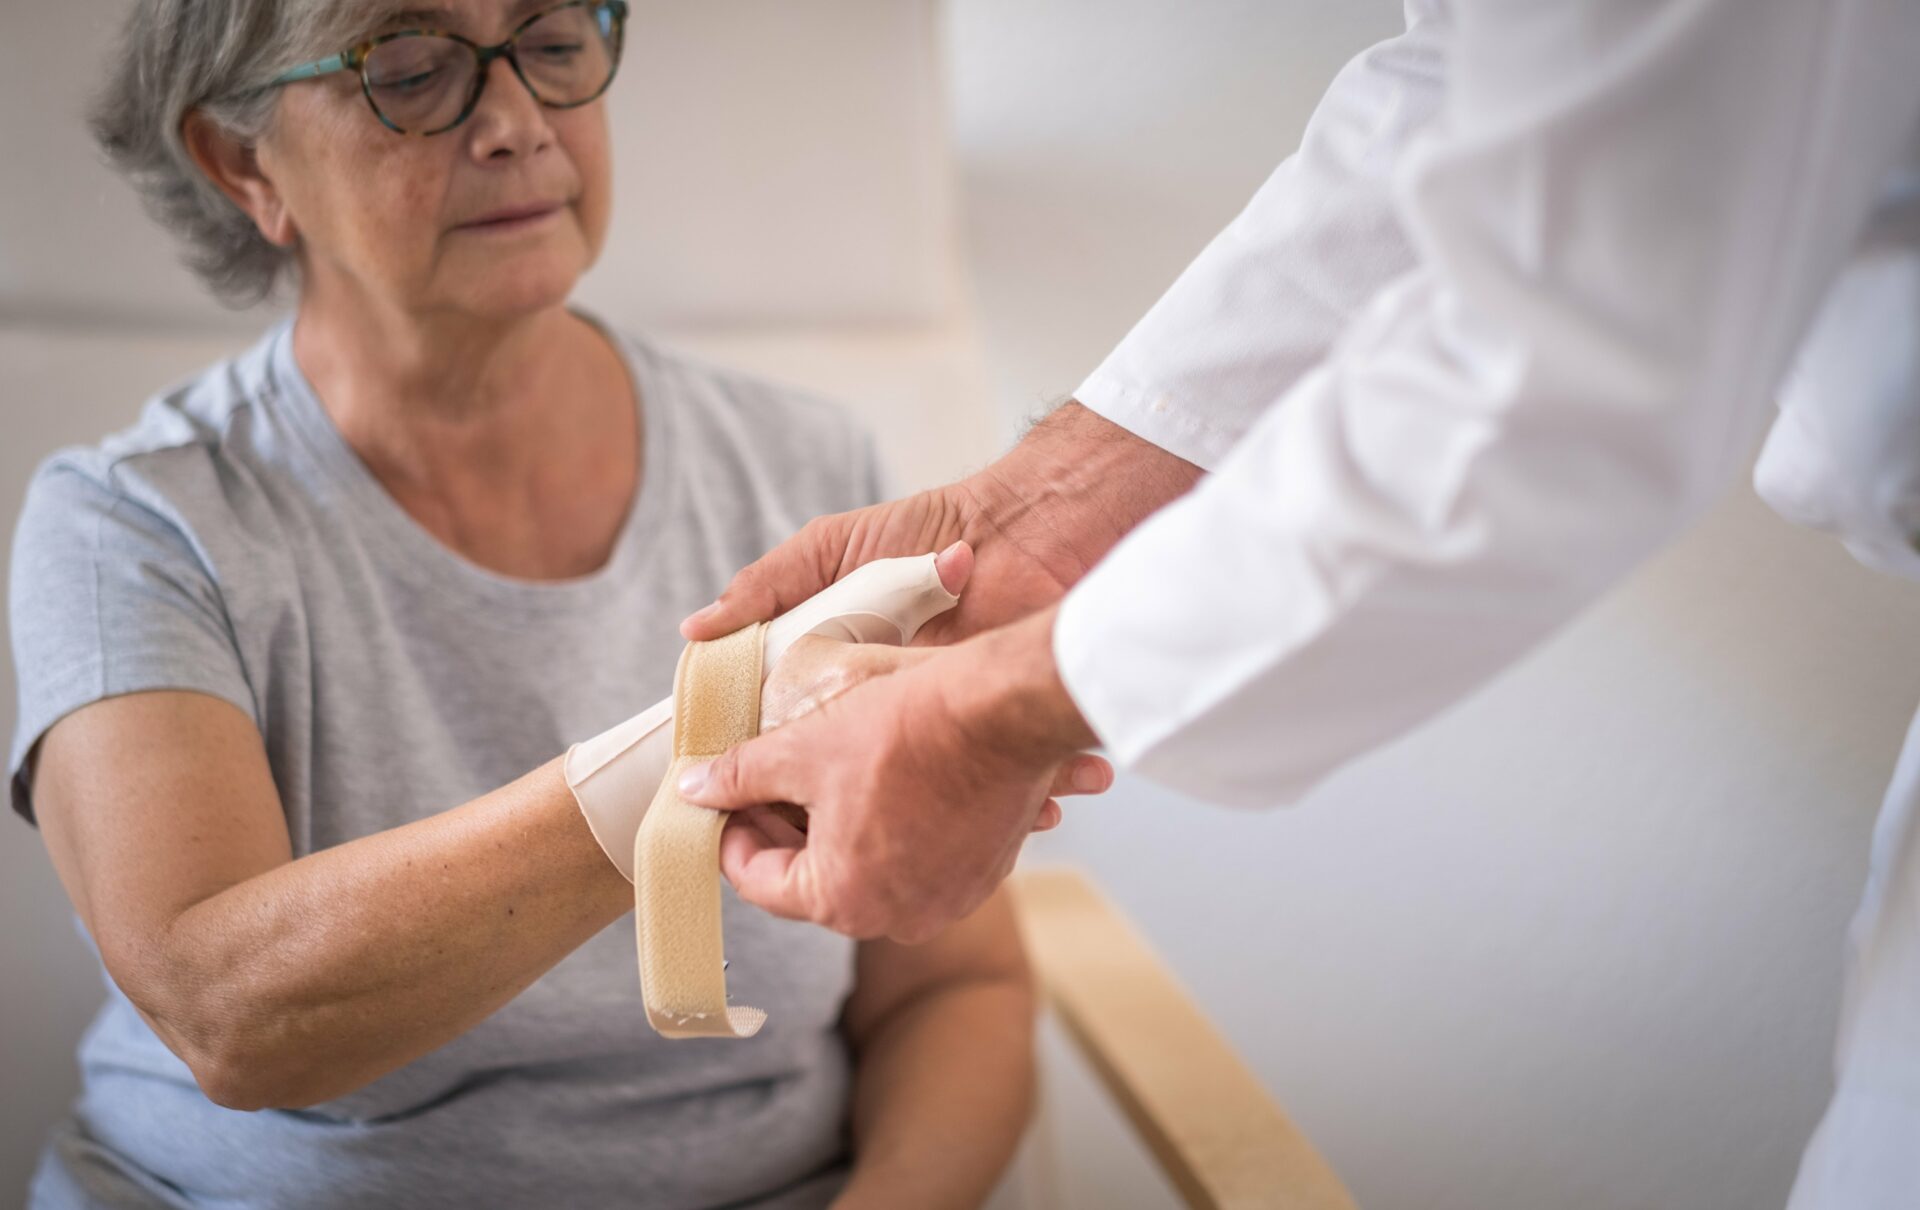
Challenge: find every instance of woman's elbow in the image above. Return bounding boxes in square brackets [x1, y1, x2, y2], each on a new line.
[162, 1013, 317, 1111]
[107, 950, 329, 1111]
[189, 1050, 282, 1112]
[181, 1023, 340, 1112]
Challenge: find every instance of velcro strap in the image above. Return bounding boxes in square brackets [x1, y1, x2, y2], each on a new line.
[633, 622, 769, 1039]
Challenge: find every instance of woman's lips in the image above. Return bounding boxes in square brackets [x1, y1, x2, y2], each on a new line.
[456, 202, 564, 233]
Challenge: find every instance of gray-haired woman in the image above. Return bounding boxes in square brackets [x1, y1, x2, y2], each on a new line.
[7, 1, 1107, 1205]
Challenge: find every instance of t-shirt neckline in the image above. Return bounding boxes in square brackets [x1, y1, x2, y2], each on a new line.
[263, 309, 675, 617]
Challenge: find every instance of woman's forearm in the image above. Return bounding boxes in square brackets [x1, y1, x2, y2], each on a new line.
[138, 759, 630, 1110]
[837, 974, 1037, 1208]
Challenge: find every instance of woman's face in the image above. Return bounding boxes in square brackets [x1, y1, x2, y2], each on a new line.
[256, 0, 615, 320]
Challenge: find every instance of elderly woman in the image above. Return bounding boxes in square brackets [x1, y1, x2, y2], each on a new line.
[6, 1, 1108, 1206]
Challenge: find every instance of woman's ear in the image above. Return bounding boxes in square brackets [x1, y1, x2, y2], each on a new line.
[181, 109, 298, 247]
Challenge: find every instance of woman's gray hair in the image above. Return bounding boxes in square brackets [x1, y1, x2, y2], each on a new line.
[90, 0, 380, 306]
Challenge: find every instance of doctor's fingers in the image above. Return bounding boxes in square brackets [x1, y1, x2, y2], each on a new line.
[718, 818, 910, 939]
[723, 791, 1062, 840]
[681, 719, 1097, 822]
[681, 514, 848, 640]
[680, 492, 973, 640]
[721, 806, 1059, 929]
[1052, 754, 1112, 797]
[676, 725, 813, 815]
[719, 818, 824, 925]
[712, 763, 1038, 941]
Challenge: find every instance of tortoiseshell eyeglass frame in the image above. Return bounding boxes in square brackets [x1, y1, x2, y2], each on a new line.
[263, 0, 628, 136]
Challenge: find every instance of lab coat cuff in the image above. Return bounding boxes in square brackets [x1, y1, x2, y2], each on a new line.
[1050, 491, 1318, 810]
[1052, 570, 1169, 774]
[1075, 367, 1239, 472]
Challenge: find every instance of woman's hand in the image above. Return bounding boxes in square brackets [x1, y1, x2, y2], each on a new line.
[760, 634, 939, 731]
[682, 403, 1203, 646]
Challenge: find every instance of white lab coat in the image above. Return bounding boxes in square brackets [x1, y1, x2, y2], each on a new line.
[1052, 0, 1920, 1204]
[1760, 143, 1920, 1210]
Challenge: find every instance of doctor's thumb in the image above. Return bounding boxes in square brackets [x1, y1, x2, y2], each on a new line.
[680, 516, 849, 640]
[678, 740, 783, 811]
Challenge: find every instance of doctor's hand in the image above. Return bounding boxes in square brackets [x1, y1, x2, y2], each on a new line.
[681, 403, 1202, 646]
[685, 608, 1101, 942]
[754, 633, 1109, 837]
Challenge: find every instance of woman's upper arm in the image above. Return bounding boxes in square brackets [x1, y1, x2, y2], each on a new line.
[10, 458, 286, 990]
[841, 886, 1033, 1046]
[8, 458, 260, 820]
[33, 690, 293, 995]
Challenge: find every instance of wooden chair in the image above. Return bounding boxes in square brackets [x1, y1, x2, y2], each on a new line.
[1010, 868, 1357, 1210]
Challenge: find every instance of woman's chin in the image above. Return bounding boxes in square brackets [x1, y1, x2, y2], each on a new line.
[444, 259, 585, 321]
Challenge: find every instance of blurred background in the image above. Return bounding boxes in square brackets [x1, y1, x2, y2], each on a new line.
[6, 2, 1920, 1207]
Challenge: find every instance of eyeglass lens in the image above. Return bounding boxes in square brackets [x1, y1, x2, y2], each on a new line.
[362, 3, 619, 134]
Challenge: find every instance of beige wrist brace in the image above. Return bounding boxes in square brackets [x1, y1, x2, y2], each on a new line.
[563, 554, 961, 1038]
[564, 554, 962, 879]
[635, 622, 770, 1037]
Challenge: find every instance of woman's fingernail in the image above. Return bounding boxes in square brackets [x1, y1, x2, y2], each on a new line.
[1073, 763, 1107, 793]
[678, 762, 711, 796]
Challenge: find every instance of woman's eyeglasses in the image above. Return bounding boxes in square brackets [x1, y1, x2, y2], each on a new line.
[264, 0, 627, 136]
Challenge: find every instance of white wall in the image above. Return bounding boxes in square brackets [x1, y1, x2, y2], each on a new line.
[948, 2, 1920, 1208]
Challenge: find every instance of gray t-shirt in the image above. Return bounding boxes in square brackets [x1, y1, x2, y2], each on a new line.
[7, 315, 883, 1209]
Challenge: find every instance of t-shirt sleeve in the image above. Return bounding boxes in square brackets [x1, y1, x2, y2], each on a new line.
[7, 459, 257, 823]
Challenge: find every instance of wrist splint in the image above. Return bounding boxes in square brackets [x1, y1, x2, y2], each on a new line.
[563, 554, 960, 1037]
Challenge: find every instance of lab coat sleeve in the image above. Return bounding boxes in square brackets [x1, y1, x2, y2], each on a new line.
[1754, 157, 1920, 582]
[1074, 0, 1451, 470]
[1054, 0, 1920, 807]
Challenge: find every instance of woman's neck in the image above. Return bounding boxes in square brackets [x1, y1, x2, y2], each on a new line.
[291, 290, 641, 581]
[295, 284, 600, 415]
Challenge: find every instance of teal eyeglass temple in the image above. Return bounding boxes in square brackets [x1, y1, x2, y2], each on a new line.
[263, 0, 628, 135]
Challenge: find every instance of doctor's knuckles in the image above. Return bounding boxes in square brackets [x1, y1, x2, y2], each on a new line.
[691, 608, 1102, 943]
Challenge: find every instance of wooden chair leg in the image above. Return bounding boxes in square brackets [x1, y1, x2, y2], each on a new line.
[1010, 867, 1358, 1210]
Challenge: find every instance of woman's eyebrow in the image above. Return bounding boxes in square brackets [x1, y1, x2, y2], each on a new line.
[503, 0, 563, 27]
[374, 0, 556, 35]
[376, 7, 452, 31]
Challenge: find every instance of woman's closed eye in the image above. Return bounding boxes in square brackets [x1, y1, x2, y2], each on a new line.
[524, 39, 587, 63]
[375, 68, 446, 95]
[365, 37, 464, 92]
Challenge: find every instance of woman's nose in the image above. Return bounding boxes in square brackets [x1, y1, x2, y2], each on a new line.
[465, 54, 553, 160]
